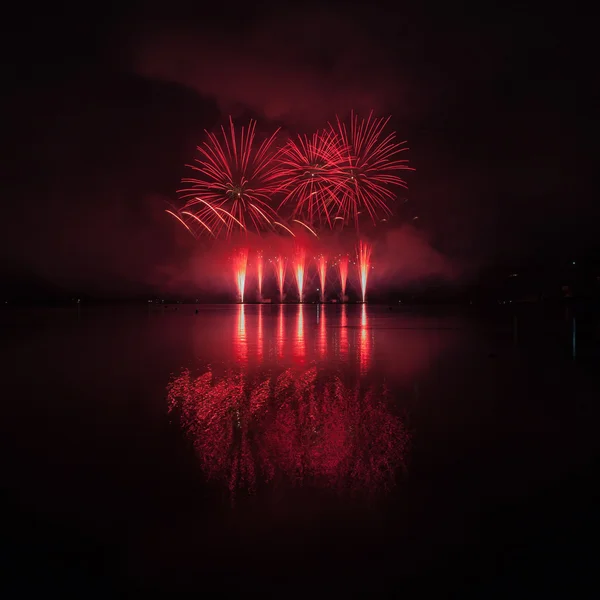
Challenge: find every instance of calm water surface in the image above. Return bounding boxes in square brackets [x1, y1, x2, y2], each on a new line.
[1, 304, 599, 594]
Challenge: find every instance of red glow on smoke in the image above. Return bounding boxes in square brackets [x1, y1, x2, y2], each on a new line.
[294, 247, 306, 302]
[357, 240, 372, 302]
[273, 255, 287, 302]
[167, 366, 409, 497]
[233, 247, 249, 302]
[337, 254, 349, 300]
[256, 252, 263, 300]
[317, 255, 327, 303]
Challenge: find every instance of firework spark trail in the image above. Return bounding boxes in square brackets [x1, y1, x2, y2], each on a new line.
[233, 248, 249, 303]
[179, 117, 282, 237]
[317, 255, 327, 303]
[331, 110, 413, 225]
[257, 252, 263, 300]
[277, 130, 348, 226]
[293, 220, 319, 238]
[274, 255, 287, 303]
[165, 210, 195, 237]
[337, 255, 349, 300]
[357, 241, 372, 303]
[273, 222, 296, 237]
[181, 211, 214, 236]
[294, 248, 306, 303]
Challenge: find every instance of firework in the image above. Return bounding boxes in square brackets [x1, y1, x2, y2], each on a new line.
[179, 117, 282, 237]
[317, 255, 327, 303]
[165, 209, 194, 237]
[273, 221, 296, 237]
[293, 247, 306, 303]
[357, 240, 372, 303]
[273, 255, 287, 303]
[277, 130, 348, 226]
[233, 248, 249, 303]
[293, 220, 319, 238]
[330, 110, 413, 224]
[337, 254, 349, 300]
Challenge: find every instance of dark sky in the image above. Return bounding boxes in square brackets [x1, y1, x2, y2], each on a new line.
[1, 1, 595, 296]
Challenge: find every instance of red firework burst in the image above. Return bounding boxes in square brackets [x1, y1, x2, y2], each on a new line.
[276, 130, 348, 227]
[330, 110, 413, 225]
[178, 117, 282, 237]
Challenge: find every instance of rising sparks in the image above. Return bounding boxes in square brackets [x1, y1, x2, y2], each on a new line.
[337, 254, 349, 300]
[357, 240, 372, 303]
[273, 255, 287, 303]
[317, 255, 327, 303]
[294, 247, 306, 302]
[233, 248, 249, 303]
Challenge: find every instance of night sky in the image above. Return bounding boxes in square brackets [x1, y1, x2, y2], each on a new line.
[1, 2, 594, 297]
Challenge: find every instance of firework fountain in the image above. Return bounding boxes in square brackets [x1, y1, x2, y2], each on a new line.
[274, 255, 287, 303]
[317, 255, 327, 303]
[167, 111, 414, 302]
[233, 248, 248, 303]
[357, 241, 372, 303]
[337, 255, 349, 301]
[294, 247, 306, 302]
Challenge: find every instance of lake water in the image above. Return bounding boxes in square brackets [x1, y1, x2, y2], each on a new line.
[1, 304, 599, 594]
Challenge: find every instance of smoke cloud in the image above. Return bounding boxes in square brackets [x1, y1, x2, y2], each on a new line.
[128, 8, 406, 128]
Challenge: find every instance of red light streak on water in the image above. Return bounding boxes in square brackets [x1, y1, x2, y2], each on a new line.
[277, 304, 284, 358]
[233, 248, 249, 302]
[337, 255, 349, 299]
[357, 240, 372, 303]
[274, 255, 287, 302]
[295, 305, 305, 363]
[340, 304, 348, 359]
[257, 304, 264, 361]
[235, 304, 247, 364]
[318, 255, 327, 303]
[359, 303, 371, 374]
[318, 304, 327, 358]
[294, 247, 306, 302]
